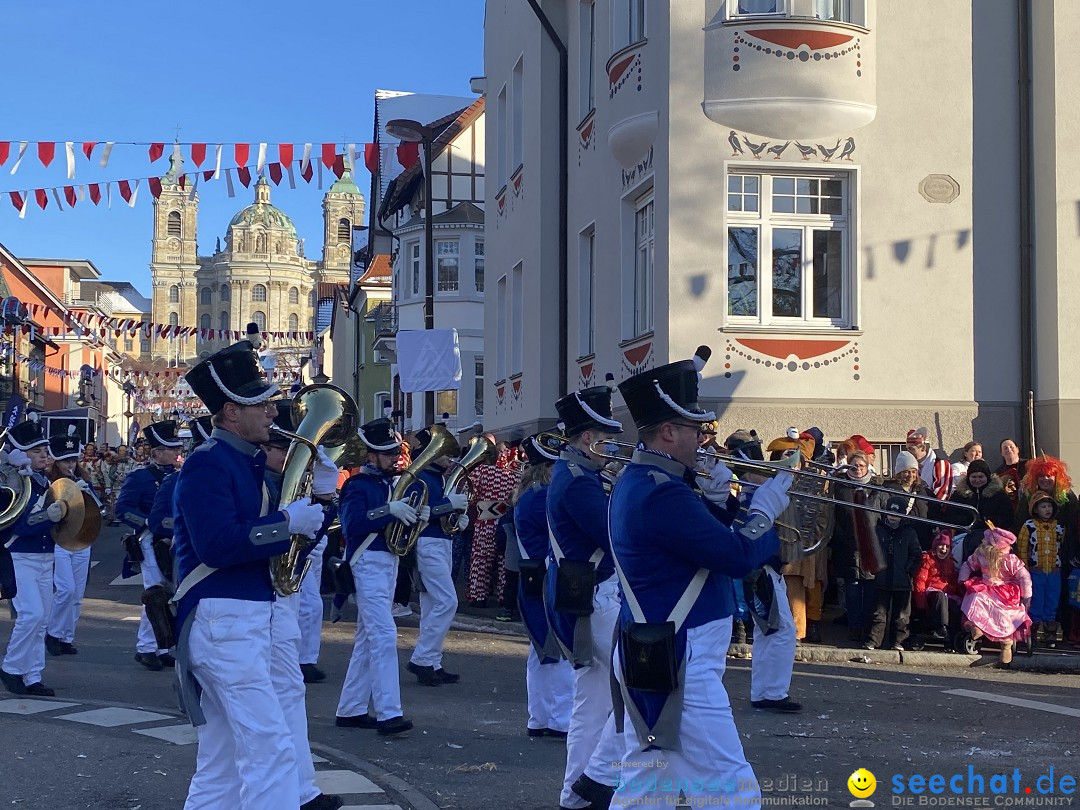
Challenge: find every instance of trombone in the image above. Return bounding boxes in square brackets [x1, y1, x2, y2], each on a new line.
[588, 440, 980, 533]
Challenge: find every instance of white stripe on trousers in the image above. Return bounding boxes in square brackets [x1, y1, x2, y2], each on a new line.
[137, 533, 168, 654]
[48, 545, 90, 643]
[183, 598, 299, 810]
[526, 646, 574, 733]
[271, 595, 319, 805]
[2, 552, 53, 685]
[297, 537, 326, 665]
[410, 535, 457, 669]
[750, 566, 796, 702]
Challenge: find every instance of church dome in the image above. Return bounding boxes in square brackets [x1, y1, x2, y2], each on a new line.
[227, 176, 297, 236]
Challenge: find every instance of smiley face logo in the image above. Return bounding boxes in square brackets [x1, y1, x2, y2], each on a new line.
[848, 768, 877, 799]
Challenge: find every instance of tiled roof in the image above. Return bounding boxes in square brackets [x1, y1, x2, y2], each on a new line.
[358, 254, 392, 285]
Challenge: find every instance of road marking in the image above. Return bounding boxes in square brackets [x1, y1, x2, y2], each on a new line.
[728, 664, 939, 689]
[109, 573, 142, 586]
[58, 707, 173, 727]
[134, 724, 199, 745]
[315, 769, 383, 794]
[0, 699, 79, 715]
[341, 806, 403, 810]
[943, 689, 1080, 718]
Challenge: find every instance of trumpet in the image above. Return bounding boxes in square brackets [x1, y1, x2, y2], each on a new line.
[440, 434, 496, 534]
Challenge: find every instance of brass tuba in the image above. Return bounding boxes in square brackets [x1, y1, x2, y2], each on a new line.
[0, 429, 34, 533]
[270, 383, 359, 596]
[439, 434, 497, 534]
[385, 424, 459, 556]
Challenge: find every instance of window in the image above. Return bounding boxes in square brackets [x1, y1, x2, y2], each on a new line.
[496, 276, 507, 380]
[512, 58, 524, 171]
[726, 172, 851, 325]
[579, 1, 596, 119]
[140, 339, 150, 353]
[374, 391, 390, 422]
[613, 0, 647, 51]
[337, 218, 351, 241]
[474, 357, 484, 417]
[474, 239, 485, 292]
[200, 314, 211, 330]
[436, 390, 458, 417]
[409, 242, 421, 296]
[579, 227, 595, 356]
[633, 195, 654, 336]
[309, 290, 316, 307]
[252, 284, 267, 302]
[289, 286, 299, 305]
[167, 210, 182, 237]
[511, 263, 523, 374]
[168, 312, 179, 328]
[168, 285, 179, 304]
[437, 240, 460, 292]
[288, 313, 298, 332]
[219, 311, 230, 332]
[731, 0, 854, 22]
[124, 338, 133, 352]
[200, 287, 211, 305]
[220, 284, 230, 302]
[497, 85, 507, 189]
[252, 310, 266, 332]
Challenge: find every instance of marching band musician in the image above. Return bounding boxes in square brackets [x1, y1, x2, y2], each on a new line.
[117, 419, 184, 671]
[147, 415, 213, 566]
[545, 385, 624, 810]
[44, 427, 95, 657]
[174, 342, 327, 809]
[609, 348, 792, 807]
[298, 522, 330, 685]
[334, 417, 424, 735]
[0, 416, 67, 697]
[513, 432, 574, 739]
[405, 428, 468, 686]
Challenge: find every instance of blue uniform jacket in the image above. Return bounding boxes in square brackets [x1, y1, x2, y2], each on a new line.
[515, 483, 560, 661]
[339, 466, 399, 558]
[172, 430, 293, 630]
[609, 451, 780, 730]
[410, 467, 453, 540]
[545, 447, 613, 579]
[148, 472, 178, 541]
[3, 471, 55, 554]
[263, 469, 337, 568]
[116, 463, 172, 533]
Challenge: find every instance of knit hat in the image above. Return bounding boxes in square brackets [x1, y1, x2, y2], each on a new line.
[965, 458, 993, 481]
[1028, 490, 1058, 519]
[906, 427, 930, 447]
[725, 429, 763, 461]
[893, 451, 918, 474]
[848, 434, 875, 455]
[885, 495, 910, 515]
[932, 527, 954, 547]
[986, 526, 1017, 551]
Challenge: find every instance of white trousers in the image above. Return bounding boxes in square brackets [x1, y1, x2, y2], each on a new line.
[2, 553, 53, 685]
[750, 567, 796, 702]
[137, 533, 168, 655]
[410, 535, 457, 669]
[614, 618, 760, 806]
[336, 550, 402, 721]
[183, 598, 299, 810]
[526, 646, 574, 733]
[297, 536, 326, 666]
[561, 575, 623, 808]
[48, 545, 90, 643]
[270, 595, 319, 805]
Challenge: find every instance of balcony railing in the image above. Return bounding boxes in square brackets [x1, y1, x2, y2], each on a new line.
[366, 302, 398, 337]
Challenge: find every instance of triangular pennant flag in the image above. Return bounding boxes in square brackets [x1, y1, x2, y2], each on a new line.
[106, 182, 112, 207]
[268, 162, 282, 185]
[0, 142, 9, 166]
[148, 177, 162, 198]
[234, 143, 250, 167]
[178, 174, 186, 189]
[300, 161, 313, 183]
[52, 188, 64, 210]
[286, 163, 296, 189]
[237, 166, 251, 187]
[317, 161, 323, 189]
[188, 173, 199, 202]
[38, 142, 56, 168]
[213, 144, 223, 179]
[191, 143, 206, 167]
[278, 143, 293, 167]
[82, 142, 96, 159]
[203, 170, 214, 181]
[332, 153, 345, 178]
[35, 188, 48, 209]
[64, 186, 77, 207]
[364, 142, 379, 173]
[76, 185, 86, 202]
[347, 143, 358, 173]
[256, 142, 267, 173]
[118, 179, 133, 203]
[126, 179, 140, 207]
[99, 142, 114, 168]
[9, 191, 23, 212]
[65, 142, 76, 179]
[10, 141, 28, 174]
[321, 142, 336, 169]
[397, 142, 419, 170]
[88, 183, 101, 205]
[225, 168, 235, 197]
[148, 142, 165, 162]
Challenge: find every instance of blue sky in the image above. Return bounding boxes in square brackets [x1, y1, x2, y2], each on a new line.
[0, 1, 484, 291]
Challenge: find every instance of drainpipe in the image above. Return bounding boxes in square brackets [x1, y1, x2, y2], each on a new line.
[1016, 0, 1034, 455]
[525, 0, 569, 398]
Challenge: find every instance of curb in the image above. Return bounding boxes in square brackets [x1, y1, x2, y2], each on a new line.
[311, 741, 442, 810]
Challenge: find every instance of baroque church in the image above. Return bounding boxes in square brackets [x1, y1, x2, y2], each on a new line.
[148, 153, 365, 363]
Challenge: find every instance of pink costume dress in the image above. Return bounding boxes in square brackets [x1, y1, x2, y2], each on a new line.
[959, 550, 1032, 642]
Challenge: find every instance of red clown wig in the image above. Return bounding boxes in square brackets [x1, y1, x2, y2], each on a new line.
[1020, 455, 1072, 504]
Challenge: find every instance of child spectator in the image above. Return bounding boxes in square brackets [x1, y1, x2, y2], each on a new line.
[960, 527, 1032, 668]
[913, 528, 963, 645]
[864, 495, 922, 650]
[1016, 491, 1065, 647]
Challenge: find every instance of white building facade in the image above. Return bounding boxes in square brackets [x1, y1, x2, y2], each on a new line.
[483, 0, 1080, 470]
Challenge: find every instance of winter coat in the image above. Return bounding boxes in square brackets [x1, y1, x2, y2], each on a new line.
[873, 520, 922, 592]
[913, 552, 961, 610]
[882, 478, 935, 550]
[949, 474, 1014, 538]
[830, 473, 885, 581]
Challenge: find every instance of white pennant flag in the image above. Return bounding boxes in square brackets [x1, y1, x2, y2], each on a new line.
[10, 141, 28, 175]
[171, 141, 182, 169]
[286, 163, 296, 189]
[52, 188, 64, 209]
[65, 142, 76, 179]
[126, 179, 140, 207]
[300, 143, 312, 173]
[347, 143, 357, 173]
[99, 142, 114, 168]
[256, 142, 267, 173]
[317, 161, 323, 190]
[77, 185, 86, 202]
[105, 182, 112, 208]
[188, 173, 199, 202]
[213, 144, 223, 180]
[225, 168, 235, 197]
[18, 193, 27, 219]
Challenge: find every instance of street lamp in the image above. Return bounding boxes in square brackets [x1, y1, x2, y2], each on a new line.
[385, 117, 436, 427]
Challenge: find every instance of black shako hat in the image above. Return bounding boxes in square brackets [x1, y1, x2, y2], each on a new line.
[143, 420, 184, 449]
[265, 401, 295, 448]
[7, 414, 48, 451]
[188, 415, 214, 449]
[554, 386, 622, 437]
[618, 346, 716, 431]
[523, 432, 563, 465]
[358, 418, 402, 453]
[185, 341, 278, 415]
[48, 426, 81, 461]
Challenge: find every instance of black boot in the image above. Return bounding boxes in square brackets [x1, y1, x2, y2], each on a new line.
[406, 661, 441, 686]
[570, 774, 615, 808]
[45, 634, 66, 657]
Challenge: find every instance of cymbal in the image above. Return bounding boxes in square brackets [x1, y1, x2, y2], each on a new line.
[48, 479, 98, 552]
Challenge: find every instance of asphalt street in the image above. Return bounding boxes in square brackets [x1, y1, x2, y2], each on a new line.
[2, 527, 1078, 809]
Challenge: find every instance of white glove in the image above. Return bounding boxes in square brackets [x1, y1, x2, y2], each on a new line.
[417, 504, 432, 523]
[387, 499, 418, 526]
[75, 479, 92, 491]
[283, 497, 324, 539]
[105, 489, 112, 496]
[454, 513, 470, 532]
[6, 448, 30, 469]
[697, 454, 734, 503]
[747, 471, 794, 524]
[447, 492, 469, 512]
[311, 446, 339, 496]
[46, 501, 68, 523]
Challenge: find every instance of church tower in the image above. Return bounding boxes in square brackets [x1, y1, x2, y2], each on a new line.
[150, 151, 199, 363]
[320, 168, 366, 282]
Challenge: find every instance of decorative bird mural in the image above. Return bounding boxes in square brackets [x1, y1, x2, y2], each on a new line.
[743, 136, 769, 160]
[817, 139, 842, 161]
[838, 137, 856, 161]
[767, 141, 791, 160]
[728, 130, 744, 157]
[794, 142, 817, 161]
